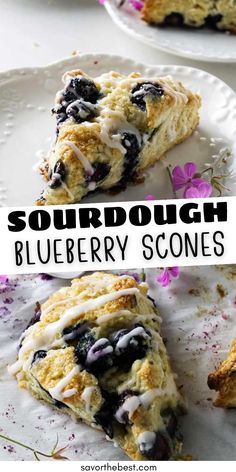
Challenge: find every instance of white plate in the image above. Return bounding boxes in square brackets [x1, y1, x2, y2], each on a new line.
[104, 0, 236, 63]
[0, 53, 236, 209]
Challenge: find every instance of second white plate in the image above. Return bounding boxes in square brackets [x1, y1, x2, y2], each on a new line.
[104, 0, 236, 63]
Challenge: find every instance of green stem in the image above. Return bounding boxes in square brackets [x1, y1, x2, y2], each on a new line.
[201, 167, 213, 177]
[0, 433, 52, 459]
[166, 165, 177, 198]
[140, 268, 146, 282]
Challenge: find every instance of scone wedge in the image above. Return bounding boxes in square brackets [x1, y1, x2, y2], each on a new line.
[142, 0, 236, 33]
[208, 338, 236, 407]
[9, 272, 185, 460]
[36, 68, 200, 205]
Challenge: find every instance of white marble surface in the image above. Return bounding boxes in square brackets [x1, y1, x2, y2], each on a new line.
[0, 0, 235, 91]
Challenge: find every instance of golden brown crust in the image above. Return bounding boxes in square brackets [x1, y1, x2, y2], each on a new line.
[208, 339, 236, 407]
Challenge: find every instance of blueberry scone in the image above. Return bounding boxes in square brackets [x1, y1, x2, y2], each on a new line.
[36, 69, 200, 205]
[9, 272, 184, 460]
[208, 339, 236, 407]
[142, 0, 236, 33]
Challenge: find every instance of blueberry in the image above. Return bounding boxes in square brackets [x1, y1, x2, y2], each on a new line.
[163, 12, 184, 27]
[49, 160, 66, 189]
[86, 162, 111, 184]
[94, 403, 114, 438]
[26, 302, 41, 329]
[121, 132, 140, 180]
[66, 99, 96, 123]
[205, 14, 223, 30]
[75, 331, 114, 375]
[75, 330, 96, 365]
[32, 350, 47, 364]
[131, 82, 164, 111]
[53, 105, 67, 125]
[62, 321, 88, 343]
[111, 325, 150, 371]
[139, 432, 171, 461]
[63, 77, 100, 105]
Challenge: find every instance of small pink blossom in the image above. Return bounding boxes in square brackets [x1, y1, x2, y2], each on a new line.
[157, 267, 180, 287]
[0, 275, 8, 284]
[185, 181, 213, 198]
[129, 0, 144, 10]
[145, 195, 156, 200]
[172, 162, 206, 197]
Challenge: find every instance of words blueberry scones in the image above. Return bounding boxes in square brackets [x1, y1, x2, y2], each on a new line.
[142, 0, 236, 33]
[36, 69, 200, 205]
[208, 338, 236, 407]
[9, 272, 184, 460]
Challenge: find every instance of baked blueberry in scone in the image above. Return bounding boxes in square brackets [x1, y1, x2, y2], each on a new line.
[36, 68, 201, 205]
[208, 338, 236, 407]
[142, 0, 236, 33]
[9, 272, 185, 460]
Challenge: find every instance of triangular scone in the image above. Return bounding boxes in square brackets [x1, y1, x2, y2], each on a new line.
[9, 272, 185, 460]
[36, 69, 201, 205]
[142, 0, 236, 33]
[208, 339, 236, 407]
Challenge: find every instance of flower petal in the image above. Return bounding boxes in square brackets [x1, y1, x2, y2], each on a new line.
[169, 267, 180, 278]
[185, 182, 213, 198]
[184, 162, 197, 179]
[157, 269, 170, 287]
[172, 166, 188, 191]
[0, 275, 8, 284]
[145, 194, 156, 200]
[197, 181, 213, 197]
[184, 186, 200, 198]
[129, 0, 144, 10]
[191, 177, 206, 188]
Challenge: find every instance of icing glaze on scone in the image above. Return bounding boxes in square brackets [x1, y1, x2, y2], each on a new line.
[142, 0, 236, 34]
[9, 272, 185, 460]
[36, 69, 201, 205]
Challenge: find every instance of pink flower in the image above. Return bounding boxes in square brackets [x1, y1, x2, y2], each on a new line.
[129, 0, 144, 10]
[0, 275, 8, 284]
[98, 0, 106, 4]
[157, 267, 179, 287]
[185, 181, 213, 198]
[145, 195, 156, 200]
[172, 162, 205, 197]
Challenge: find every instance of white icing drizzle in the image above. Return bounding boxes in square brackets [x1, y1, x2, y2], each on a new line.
[115, 396, 140, 423]
[49, 365, 81, 401]
[8, 360, 22, 376]
[96, 310, 131, 324]
[138, 431, 156, 452]
[62, 388, 77, 399]
[81, 386, 97, 413]
[42, 290, 88, 318]
[95, 107, 142, 153]
[115, 376, 178, 423]
[58, 140, 94, 176]
[86, 338, 113, 364]
[159, 78, 189, 105]
[115, 326, 150, 351]
[66, 99, 95, 120]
